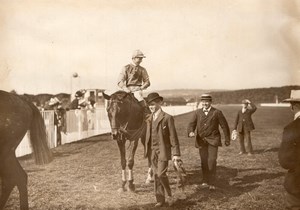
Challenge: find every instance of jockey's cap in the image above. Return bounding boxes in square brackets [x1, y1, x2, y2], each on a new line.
[132, 50, 146, 58]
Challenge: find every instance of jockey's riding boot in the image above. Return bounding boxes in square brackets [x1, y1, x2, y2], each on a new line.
[139, 100, 151, 122]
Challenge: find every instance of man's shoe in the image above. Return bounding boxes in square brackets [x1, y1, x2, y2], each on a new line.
[200, 182, 209, 188]
[209, 185, 216, 191]
[166, 196, 176, 207]
[247, 152, 253, 156]
[154, 202, 164, 207]
[238, 152, 246, 155]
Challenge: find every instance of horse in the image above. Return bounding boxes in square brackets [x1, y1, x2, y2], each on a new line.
[103, 90, 153, 192]
[0, 90, 53, 210]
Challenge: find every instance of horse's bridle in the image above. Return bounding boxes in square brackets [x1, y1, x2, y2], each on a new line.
[107, 93, 143, 141]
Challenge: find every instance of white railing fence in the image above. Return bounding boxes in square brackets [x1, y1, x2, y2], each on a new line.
[15, 108, 111, 157]
[15, 105, 196, 158]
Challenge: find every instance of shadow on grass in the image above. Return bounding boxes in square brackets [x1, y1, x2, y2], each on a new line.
[119, 166, 285, 210]
[254, 147, 279, 154]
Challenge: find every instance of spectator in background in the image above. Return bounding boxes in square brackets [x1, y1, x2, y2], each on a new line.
[88, 91, 96, 108]
[69, 90, 87, 110]
[279, 90, 300, 210]
[187, 93, 230, 190]
[49, 97, 66, 146]
[233, 99, 257, 155]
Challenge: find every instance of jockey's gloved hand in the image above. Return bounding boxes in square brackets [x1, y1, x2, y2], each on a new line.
[123, 88, 131, 93]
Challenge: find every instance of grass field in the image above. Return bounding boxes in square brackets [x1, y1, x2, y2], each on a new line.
[4, 105, 294, 210]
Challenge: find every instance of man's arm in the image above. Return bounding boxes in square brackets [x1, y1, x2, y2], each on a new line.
[187, 111, 198, 137]
[140, 68, 150, 90]
[117, 67, 130, 91]
[248, 101, 257, 114]
[167, 115, 181, 157]
[233, 112, 239, 130]
[217, 110, 231, 146]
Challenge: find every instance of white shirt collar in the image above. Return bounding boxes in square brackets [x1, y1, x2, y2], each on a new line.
[295, 111, 300, 120]
[153, 108, 162, 120]
[203, 106, 211, 112]
[131, 62, 139, 67]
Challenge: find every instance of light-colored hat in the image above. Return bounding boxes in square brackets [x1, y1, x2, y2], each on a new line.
[49, 97, 61, 106]
[242, 99, 250, 104]
[200, 93, 212, 101]
[283, 90, 300, 103]
[132, 50, 146, 58]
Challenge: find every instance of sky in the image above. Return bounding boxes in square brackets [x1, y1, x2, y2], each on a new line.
[0, 0, 300, 94]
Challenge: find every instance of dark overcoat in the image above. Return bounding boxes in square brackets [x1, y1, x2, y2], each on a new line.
[144, 111, 181, 161]
[279, 117, 300, 198]
[187, 107, 230, 147]
[233, 104, 257, 132]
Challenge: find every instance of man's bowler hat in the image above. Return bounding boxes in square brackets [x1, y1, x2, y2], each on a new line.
[146, 92, 163, 104]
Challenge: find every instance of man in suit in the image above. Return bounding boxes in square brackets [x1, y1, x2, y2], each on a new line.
[279, 90, 300, 209]
[233, 99, 257, 155]
[144, 92, 181, 207]
[187, 93, 230, 190]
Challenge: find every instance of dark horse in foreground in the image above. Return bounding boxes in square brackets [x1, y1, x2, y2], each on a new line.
[103, 91, 151, 192]
[0, 90, 53, 210]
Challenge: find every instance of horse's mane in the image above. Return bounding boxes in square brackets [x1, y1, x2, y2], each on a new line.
[111, 91, 137, 103]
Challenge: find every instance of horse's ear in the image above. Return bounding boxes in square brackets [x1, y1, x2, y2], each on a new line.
[102, 92, 111, 100]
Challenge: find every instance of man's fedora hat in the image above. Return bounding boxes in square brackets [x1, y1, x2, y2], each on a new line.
[132, 49, 146, 58]
[283, 90, 300, 103]
[75, 90, 86, 98]
[146, 92, 163, 104]
[200, 93, 212, 101]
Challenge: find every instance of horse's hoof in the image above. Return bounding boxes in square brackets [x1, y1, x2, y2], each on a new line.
[117, 187, 126, 193]
[128, 181, 135, 192]
[145, 177, 154, 184]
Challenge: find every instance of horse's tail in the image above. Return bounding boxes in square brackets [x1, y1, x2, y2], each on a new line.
[28, 102, 53, 165]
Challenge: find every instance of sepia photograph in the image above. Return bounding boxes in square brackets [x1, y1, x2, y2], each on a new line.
[0, 0, 300, 209]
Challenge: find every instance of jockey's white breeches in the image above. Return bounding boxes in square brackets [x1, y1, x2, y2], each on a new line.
[127, 87, 144, 102]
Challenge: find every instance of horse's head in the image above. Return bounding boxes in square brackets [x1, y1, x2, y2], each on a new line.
[103, 91, 131, 140]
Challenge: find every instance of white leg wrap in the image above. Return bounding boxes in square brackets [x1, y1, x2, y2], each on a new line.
[122, 170, 126, 181]
[128, 170, 133, 180]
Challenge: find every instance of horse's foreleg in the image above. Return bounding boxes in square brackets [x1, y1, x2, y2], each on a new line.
[117, 139, 127, 192]
[127, 140, 139, 192]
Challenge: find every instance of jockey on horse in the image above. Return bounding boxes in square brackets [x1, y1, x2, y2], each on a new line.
[118, 49, 153, 183]
[117, 49, 150, 118]
[103, 50, 153, 191]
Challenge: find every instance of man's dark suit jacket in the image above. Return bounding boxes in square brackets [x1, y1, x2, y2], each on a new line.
[279, 117, 300, 198]
[144, 110, 181, 161]
[233, 104, 257, 132]
[187, 107, 230, 148]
